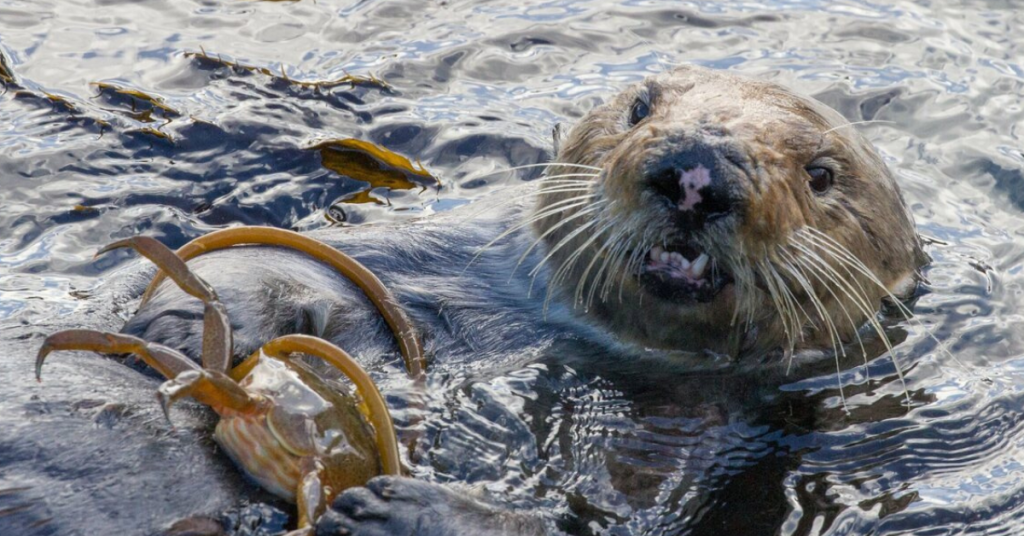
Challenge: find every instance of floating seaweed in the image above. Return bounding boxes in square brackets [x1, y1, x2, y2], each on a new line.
[40, 92, 81, 114]
[185, 48, 393, 92]
[0, 49, 17, 87]
[126, 126, 174, 145]
[286, 71, 392, 92]
[311, 138, 439, 204]
[0, 52, 110, 133]
[91, 82, 181, 122]
[8, 89, 112, 135]
[38, 230, 420, 530]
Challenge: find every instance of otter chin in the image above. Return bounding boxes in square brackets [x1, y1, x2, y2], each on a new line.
[536, 64, 927, 358]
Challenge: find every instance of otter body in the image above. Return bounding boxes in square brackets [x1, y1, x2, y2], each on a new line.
[7, 66, 926, 536]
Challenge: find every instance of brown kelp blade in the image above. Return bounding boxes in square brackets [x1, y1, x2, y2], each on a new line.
[312, 138, 439, 205]
[184, 49, 392, 91]
[90, 82, 181, 122]
[0, 49, 17, 87]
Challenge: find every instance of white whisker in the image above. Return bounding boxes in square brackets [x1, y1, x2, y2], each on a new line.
[543, 214, 618, 310]
[458, 179, 596, 223]
[461, 162, 602, 185]
[464, 195, 597, 273]
[822, 120, 896, 135]
[797, 228, 919, 405]
[777, 247, 849, 413]
[790, 240, 871, 376]
[802, 227, 964, 374]
[513, 204, 604, 275]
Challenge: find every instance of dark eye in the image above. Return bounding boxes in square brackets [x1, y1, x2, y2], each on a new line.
[629, 98, 650, 126]
[806, 166, 834, 194]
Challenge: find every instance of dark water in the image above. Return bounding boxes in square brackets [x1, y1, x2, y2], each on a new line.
[2, 0, 1024, 534]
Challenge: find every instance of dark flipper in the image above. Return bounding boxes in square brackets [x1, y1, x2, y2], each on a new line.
[316, 476, 548, 536]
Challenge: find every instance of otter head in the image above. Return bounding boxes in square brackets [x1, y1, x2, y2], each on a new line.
[536, 65, 927, 358]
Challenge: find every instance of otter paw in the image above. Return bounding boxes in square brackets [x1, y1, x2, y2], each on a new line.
[315, 476, 546, 536]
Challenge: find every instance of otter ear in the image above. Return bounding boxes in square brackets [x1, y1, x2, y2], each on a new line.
[552, 123, 566, 156]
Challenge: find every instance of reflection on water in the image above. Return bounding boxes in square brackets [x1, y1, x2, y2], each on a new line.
[2, 0, 1024, 534]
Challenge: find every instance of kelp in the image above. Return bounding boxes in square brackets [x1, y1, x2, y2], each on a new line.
[185, 48, 392, 92]
[311, 138, 439, 204]
[40, 92, 82, 114]
[0, 49, 17, 87]
[91, 82, 181, 123]
[126, 126, 174, 144]
[1, 52, 110, 132]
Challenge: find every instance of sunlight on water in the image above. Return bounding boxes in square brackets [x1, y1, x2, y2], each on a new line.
[2, 0, 1023, 534]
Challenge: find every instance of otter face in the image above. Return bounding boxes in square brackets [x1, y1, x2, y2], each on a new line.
[536, 65, 926, 357]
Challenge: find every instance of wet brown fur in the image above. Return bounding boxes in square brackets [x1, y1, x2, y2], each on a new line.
[535, 65, 926, 357]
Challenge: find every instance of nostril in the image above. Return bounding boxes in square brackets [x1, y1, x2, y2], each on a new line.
[648, 167, 681, 206]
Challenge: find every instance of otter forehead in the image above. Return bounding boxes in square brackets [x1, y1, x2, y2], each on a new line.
[637, 67, 849, 156]
[648, 66, 839, 122]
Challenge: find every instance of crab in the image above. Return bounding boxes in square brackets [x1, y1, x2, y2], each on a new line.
[36, 233, 420, 533]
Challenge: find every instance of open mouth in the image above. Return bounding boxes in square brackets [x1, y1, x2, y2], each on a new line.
[640, 240, 733, 303]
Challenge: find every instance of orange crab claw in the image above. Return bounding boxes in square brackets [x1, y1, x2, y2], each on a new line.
[36, 329, 199, 381]
[156, 368, 263, 426]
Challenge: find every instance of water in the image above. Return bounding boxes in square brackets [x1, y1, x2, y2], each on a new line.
[2, 0, 1023, 534]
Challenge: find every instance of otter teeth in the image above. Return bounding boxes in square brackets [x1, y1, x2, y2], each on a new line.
[648, 247, 710, 280]
[691, 253, 709, 276]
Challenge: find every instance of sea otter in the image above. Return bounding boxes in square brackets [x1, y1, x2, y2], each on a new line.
[10, 65, 926, 535]
[112, 65, 927, 535]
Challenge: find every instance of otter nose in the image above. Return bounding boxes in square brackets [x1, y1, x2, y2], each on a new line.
[646, 146, 735, 230]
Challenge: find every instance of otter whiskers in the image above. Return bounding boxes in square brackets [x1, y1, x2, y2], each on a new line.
[598, 216, 657, 305]
[467, 192, 594, 270]
[761, 230, 920, 408]
[513, 203, 603, 276]
[465, 171, 600, 270]
[457, 163, 601, 222]
[756, 256, 807, 358]
[821, 120, 896, 135]
[575, 223, 630, 307]
[777, 247, 856, 412]
[541, 207, 617, 310]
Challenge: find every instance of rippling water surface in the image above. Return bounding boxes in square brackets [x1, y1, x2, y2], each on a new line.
[2, 1, 1024, 534]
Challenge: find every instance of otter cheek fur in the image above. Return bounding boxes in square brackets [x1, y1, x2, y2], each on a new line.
[535, 65, 926, 358]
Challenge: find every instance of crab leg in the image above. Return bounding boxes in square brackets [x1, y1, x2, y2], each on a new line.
[100, 236, 232, 374]
[261, 334, 402, 477]
[157, 369, 262, 422]
[36, 330, 199, 381]
[36, 329, 260, 421]
[296, 463, 327, 529]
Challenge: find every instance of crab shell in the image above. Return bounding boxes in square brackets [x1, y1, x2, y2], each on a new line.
[215, 352, 380, 502]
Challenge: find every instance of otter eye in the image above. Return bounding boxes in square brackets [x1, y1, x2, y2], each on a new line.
[806, 166, 834, 194]
[629, 98, 650, 126]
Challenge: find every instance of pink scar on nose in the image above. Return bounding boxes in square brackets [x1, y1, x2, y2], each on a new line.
[678, 165, 711, 212]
